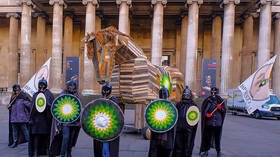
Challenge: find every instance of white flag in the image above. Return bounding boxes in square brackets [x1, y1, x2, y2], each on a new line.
[238, 56, 277, 114]
[23, 58, 51, 97]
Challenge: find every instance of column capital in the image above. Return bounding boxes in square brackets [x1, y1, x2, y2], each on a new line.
[33, 12, 48, 19]
[64, 11, 74, 18]
[151, 0, 167, 6]
[6, 13, 20, 19]
[186, 0, 203, 5]
[49, 0, 65, 6]
[116, 0, 132, 5]
[82, 0, 99, 6]
[180, 10, 188, 17]
[20, 0, 34, 6]
[222, 0, 240, 5]
[259, 0, 272, 5]
[275, 13, 280, 19]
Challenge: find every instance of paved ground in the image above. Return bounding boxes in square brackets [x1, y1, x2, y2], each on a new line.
[1, 105, 280, 157]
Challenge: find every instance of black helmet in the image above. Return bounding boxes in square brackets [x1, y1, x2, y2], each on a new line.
[159, 87, 169, 99]
[12, 84, 21, 92]
[102, 83, 112, 97]
[38, 78, 48, 90]
[66, 80, 77, 94]
[182, 86, 192, 100]
[211, 87, 219, 96]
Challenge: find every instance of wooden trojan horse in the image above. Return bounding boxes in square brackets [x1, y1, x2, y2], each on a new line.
[85, 26, 184, 129]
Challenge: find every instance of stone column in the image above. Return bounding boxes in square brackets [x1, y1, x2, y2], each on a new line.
[151, 0, 167, 66]
[49, 0, 64, 93]
[180, 14, 188, 75]
[175, 24, 181, 69]
[220, 0, 239, 95]
[36, 13, 47, 70]
[273, 13, 280, 97]
[7, 13, 19, 87]
[64, 13, 73, 56]
[211, 16, 222, 86]
[257, 0, 272, 67]
[116, 0, 131, 35]
[20, 0, 33, 85]
[185, 0, 203, 90]
[82, 0, 99, 95]
[241, 15, 254, 81]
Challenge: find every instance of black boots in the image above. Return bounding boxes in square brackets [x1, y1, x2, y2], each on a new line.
[9, 141, 18, 148]
[217, 151, 221, 157]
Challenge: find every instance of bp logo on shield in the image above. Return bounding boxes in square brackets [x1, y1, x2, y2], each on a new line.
[145, 99, 178, 133]
[35, 93, 46, 113]
[51, 94, 82, 123]
[186, 106, 200, 126]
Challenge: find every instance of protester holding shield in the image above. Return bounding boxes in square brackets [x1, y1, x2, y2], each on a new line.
[148, 87, 177, 157]
[200, 87, 226, 157]
[29, 79, 54, 157]
[8, 84, 31, 148]
[49, 80, 81, 157]
[173, 86, 199, 157]
[93, 83, 121, 157]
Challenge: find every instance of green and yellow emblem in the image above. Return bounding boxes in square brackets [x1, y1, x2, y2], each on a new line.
[35, 93, 46, 113]
[145, 100, 178, 133]
[186, 106, 200, 126]
[81, 98, 124, 142]
[51, 94, 81, 123]
[160, 73, 172, 94]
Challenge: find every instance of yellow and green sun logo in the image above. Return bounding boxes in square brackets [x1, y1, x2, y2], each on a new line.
[145, 100, 178, 133]
[186, 106, 200, 126]
[188, 111, 198, 121]
[37, 98, 45, 107]
[81, 99, 124, 142]
[160, 73, 172, 94]
[51, 94, 81, 123]
[35, 93, 46, 113]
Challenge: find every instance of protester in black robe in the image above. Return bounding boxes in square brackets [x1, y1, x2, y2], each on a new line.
[148, 87, 175, 157]
[29, 79, 54, 157]
[93, 83, 120, 157]
[199, 87, 226, 157]
[8, 84, 31, 147]
[49, 80, 80, 157]
[173, 86, 198, 157]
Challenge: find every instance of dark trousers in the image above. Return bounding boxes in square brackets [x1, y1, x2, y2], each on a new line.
[60, 126, 70, 156]
[173, 130, 195, 157]
[11, 123, 30, 142]
[204, 126, 222, 152]
[148, 140, 173, 157]
[28, 134, 50, 157]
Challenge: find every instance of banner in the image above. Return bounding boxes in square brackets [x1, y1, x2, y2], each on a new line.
[238, 56, 277, 114]
[23, 58, 51, 97]
[201, 59, 217, 97]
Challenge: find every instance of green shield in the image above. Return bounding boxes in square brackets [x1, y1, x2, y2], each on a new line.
[81, 98, 124, 142]
[51, 94, 82, 123]
[145, 99, 178, 133]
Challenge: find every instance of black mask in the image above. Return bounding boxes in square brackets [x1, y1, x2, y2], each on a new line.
[102, 83, 112, 98]
[66, 80, 77, 94]
[210, 87, 218, 97]
[182, 88, 192, 101]
[38, 79, 48, 91]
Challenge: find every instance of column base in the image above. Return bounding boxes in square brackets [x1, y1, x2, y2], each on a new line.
[82, 89, 100, 96]
[50, 88, 63, 94]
